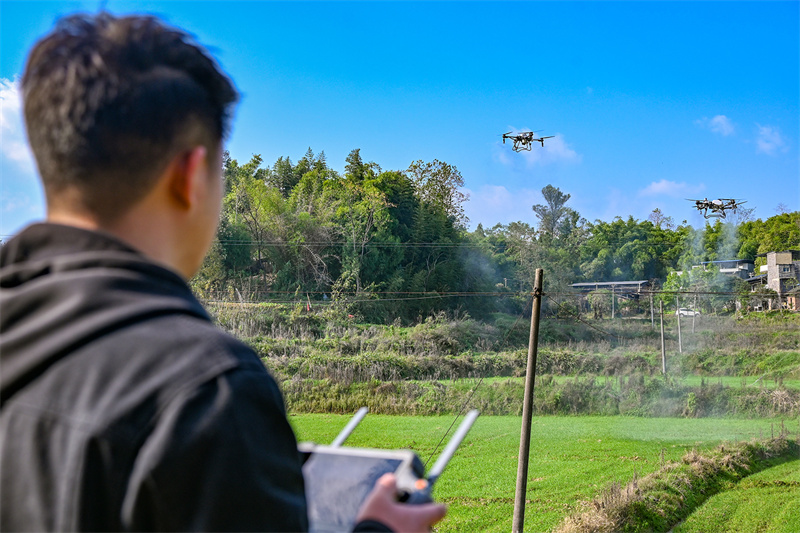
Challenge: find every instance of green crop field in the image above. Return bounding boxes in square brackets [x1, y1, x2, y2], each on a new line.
[674, 459, 800, 533]
[290, 414, 799, 532]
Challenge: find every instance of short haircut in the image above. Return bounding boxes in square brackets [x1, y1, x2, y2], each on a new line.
[22, 13, 238, 221]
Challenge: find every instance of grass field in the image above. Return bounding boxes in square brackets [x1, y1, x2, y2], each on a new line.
[674, 459, 800, 533]
[289, 414, 800, 532]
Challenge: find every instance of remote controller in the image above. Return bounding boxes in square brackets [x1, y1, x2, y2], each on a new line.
[298, 408, 479, 533]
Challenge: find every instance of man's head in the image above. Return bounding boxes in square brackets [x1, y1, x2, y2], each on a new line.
[22, 12, 238, 224]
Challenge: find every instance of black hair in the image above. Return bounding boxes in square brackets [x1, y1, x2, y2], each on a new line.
[22, 13, 238, 220]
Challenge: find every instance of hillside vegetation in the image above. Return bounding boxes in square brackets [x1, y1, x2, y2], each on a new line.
[207, 303, 800, 418]
[191, 149, 800, 323]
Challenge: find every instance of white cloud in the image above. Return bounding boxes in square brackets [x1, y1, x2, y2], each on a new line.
[638, 179, 705, 198]
[495, 130, 581, 168]
[709, 115, 734, 136]
[463, 185, 540, 229]
[755, 124, 786, 155]
[0, 78, 36, 176]
[494, 142, 513, 167]
[695, 115, 734, 136]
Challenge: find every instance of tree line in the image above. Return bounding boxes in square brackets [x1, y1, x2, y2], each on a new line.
[191, 148, 800, 321]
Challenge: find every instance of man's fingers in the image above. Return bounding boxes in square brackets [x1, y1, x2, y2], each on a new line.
[376, 473, 398, 492]
[416, 503, 447, 525]
[357, 473, 448, 533]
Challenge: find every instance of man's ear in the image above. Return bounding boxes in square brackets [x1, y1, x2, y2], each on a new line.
[169, 146, 208, 209]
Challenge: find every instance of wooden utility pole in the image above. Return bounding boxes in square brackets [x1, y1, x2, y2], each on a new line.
[611, 288, 615, 319]
[676, 295, 682, 353]
[650, 293, 655, 329]
[660, 301, 666, 375]
[513, 269, 544, 533]
[692, 293, 698, 334]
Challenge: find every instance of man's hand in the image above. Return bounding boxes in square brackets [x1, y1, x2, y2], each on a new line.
[355, 473, 447, 533]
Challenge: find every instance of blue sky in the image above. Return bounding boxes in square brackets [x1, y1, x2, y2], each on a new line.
[1, 1, 798, 238]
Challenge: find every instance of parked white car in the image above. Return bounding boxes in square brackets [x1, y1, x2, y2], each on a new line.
[676, 308, 700, 317]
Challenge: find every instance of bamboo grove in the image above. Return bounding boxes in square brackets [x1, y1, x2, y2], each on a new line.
[190, 148, 800, 322]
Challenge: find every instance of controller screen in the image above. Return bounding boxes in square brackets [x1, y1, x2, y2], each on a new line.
[303, 453, 403, 532]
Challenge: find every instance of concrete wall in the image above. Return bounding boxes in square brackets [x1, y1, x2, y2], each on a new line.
[766, 252, 793, 294]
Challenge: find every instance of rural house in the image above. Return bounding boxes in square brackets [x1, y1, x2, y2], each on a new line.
[746, 250, 800, 311]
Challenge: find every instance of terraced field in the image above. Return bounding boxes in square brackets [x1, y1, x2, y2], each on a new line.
[290, 414, 799, 532]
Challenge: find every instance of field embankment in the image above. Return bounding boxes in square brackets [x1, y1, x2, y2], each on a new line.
[673, 457, 800, 533]
[556, 435, 799, 533]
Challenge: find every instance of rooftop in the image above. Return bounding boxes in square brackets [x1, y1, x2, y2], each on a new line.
[699, 259, 754, 265]
[572, 280, 650, 290]
[755, 250, 800, 258]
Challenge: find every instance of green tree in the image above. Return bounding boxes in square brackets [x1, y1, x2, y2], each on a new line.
[532, 185, 576, 238]
[225, 154, 290, 292]
[191, 217, 253, 297]
[525, 185, 586, 303]
[368, 171, 418, 243]
[344, 148, 380, 182]
[329, 179, 392, 295]
[581, 217, 673, 281]
[588, 289, 612, 319]
[285, 169, 341, 291]
[407, 159, 469, 227]
[267, 156, 299, 197]
[738, 211, 800, 267]
[648, 208, 674, 230]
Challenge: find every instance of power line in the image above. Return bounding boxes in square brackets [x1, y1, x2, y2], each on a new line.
[544, 294, 620, 340]
[423, 299, 529, 469]
[198, 288, 757, 298]
[1, 233, 756, 249]
[202, 238, 717, 248]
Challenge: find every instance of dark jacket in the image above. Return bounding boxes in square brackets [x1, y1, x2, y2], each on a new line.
[0, 224, 308, 531]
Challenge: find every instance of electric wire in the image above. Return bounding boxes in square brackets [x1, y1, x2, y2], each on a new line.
[198, 287, 762, 305]
[544, 294, 621, 340]
[422, 301, 529, 469]
[1, 233, 758, 249]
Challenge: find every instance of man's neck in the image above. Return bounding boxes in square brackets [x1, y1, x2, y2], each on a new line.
[46, 211, 102, 232]
[46, 208, 189, 279]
